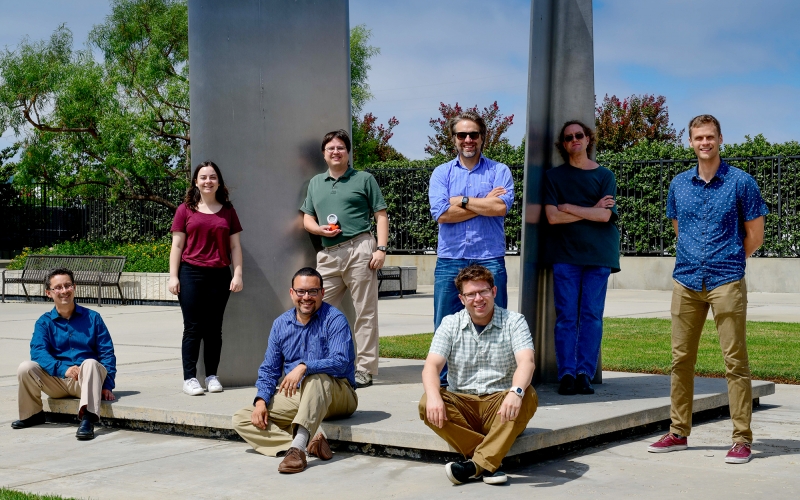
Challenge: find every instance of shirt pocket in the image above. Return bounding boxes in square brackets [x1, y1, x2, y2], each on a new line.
[477, 181, 494, 198]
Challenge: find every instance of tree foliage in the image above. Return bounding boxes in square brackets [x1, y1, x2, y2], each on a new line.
[350, 24, 380, 116]
[595, 93, 684, 153]
[0, 0, 188, 209]
[351, 112, 405, 169]
[425, 101, 514, 159]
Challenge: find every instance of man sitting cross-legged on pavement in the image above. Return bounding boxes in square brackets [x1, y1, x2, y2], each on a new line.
[13, 267, 117, 441]
[232, 267, 358, 473]
[419, 265, 538, 485]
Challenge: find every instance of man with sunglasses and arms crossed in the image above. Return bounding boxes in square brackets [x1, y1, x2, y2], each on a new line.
[428, 111, 515, 385]
[13, 268, 117, 441]
[647, 114, 768, 464]
[420, 265, 537, 485]
[301, 129, 389, 389]
[232, 267, 358, 474]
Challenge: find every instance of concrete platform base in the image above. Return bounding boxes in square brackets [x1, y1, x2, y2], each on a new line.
[42, 358, 774, 460]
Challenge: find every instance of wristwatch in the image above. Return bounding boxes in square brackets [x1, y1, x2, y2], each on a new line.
[376, 246, 388, 252]
[461, 196, 469, 208]
[510, 386, 524, 398]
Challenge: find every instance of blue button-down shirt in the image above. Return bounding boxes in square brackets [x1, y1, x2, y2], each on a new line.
[429, 155, 514, 258]
[666, 161, 769, 291]
[255, 302, 356, 404]
[30, 304, 117, 391]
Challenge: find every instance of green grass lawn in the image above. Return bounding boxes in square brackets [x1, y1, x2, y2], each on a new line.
[0, 488, 74, 500]
[378, 318, 800, 384]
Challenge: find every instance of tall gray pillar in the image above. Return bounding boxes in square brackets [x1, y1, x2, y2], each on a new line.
[520, 0, 596, 385]
[188, 0, 351, 386]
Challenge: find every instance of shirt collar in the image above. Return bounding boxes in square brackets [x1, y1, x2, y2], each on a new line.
[454, 154, 486, 172]
[458, 305, 504, 334]
[326, 167, 355, 181]
[48, 303, 84, 320]
[692, 160, 729, 182]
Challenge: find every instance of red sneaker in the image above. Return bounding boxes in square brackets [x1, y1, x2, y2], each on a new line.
[725, 442, 752, 464]
[647, 433, 688, 453]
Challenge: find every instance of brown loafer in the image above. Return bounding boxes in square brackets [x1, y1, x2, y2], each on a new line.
[307, 432, 333, 460]
[278, 447, 307, 474]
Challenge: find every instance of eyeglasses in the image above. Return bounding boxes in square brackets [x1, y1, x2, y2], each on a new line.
[49, 284, 75, 292]
[325, 146, 347, 153]
[563, 132, 585, 142]
[460, 288, 493, 301]
[293, 288, 321, 297]
[455, 132, 481, 141]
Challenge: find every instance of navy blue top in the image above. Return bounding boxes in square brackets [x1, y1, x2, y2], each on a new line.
[31, 304, 117, 391]
[255, 302, 356, 404]
[666, 161, 769, 291]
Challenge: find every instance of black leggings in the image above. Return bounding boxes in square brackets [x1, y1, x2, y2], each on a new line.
[178, 263, 231, 380]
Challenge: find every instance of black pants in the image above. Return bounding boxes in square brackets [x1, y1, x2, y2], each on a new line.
[178, 263, 232, 380]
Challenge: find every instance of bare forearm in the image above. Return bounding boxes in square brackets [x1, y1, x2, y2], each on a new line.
[375, 210, 389, 247]
[438, 206, 479, 223]
[511, 358, 535, 389]
[422, 364, 444, 396]
[743, 216, 765, 258]
[230, 242, 243, 278]
[463, 197, 508, 217]
[744, 235, 764, 258]
[545, 205, 582, 224]
[563, 205, 611, 222]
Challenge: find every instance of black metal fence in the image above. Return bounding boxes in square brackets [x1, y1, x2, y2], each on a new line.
[2, 156, 798, 258]
[0, 182, 181, 258]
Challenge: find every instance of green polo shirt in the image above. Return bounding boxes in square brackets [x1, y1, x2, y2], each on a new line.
[300, 167, 387, 247]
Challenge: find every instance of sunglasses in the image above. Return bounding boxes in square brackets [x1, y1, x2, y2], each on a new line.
[563, 132, 586, 142]
[455, 132, 481, 140]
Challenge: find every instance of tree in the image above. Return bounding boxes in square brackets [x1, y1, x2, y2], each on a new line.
[350, 24, 380, 116]
[425, 101, 514, 159]
[595, 93, 684, 153]
[0, 0, 188, 209]
[351, 112, 405, 169]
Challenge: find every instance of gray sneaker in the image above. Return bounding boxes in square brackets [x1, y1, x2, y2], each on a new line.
[355, 370, 373, 388]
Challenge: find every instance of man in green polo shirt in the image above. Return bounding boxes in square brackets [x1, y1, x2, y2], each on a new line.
[300, 129, 389, 388]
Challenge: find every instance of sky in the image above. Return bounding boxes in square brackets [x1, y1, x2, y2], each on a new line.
[2, 0, 799, 159]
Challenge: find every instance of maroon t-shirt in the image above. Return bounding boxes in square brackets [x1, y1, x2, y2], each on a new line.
[170, 203, 243, 268]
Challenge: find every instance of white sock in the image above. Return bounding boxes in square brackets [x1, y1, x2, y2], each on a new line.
[292, 425, 310, 452]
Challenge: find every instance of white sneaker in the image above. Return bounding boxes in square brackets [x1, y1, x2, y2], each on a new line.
[183, 378, 204, 396]
[205, 375, 224, 393]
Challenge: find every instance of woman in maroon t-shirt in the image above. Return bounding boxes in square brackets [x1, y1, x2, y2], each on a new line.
[169, 161, 244, 396]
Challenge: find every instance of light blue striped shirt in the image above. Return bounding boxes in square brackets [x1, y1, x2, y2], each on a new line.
[429, 155, 514, 258]
[255, 302, 356, 404]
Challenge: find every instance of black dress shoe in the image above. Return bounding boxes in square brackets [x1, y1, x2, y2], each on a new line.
[576, 373, 595, 395]
[558, 374, 577, 395]
[11, 411, 46, 429]
[76, 419, 95, 440]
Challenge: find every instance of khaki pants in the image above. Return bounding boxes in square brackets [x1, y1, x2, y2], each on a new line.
[232, 374, 358, 457]
[18, 359, 107, 420]
[317, 232, 379, 375]
[419, 387, 538, 473]
[670, 279, 752, 443]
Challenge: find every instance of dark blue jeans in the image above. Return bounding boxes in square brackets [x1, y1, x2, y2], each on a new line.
[552, 263, 611, 381]
[433, 256, 508, 384]
[178, 263, 232, 380]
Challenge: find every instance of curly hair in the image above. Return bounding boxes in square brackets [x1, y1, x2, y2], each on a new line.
[454, 264, 495, 293]
[554, 120, 596, 163]
[184, 161, 232, 211]
[448, 111, 487, 147]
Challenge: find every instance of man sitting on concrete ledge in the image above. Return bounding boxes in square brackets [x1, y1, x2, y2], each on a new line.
[232, 267, 358, 474]
[13, 268, 117, 441]
[419, 265, 537, 485]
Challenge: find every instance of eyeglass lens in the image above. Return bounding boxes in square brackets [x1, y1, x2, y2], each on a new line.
[455, 132, 480, 140]
[50, 284, 75, 291]
[325, 146, 347, 152]
[463, 288, 492, 300]
[564, 132, 585, 142]
[293, 288, 320, 297]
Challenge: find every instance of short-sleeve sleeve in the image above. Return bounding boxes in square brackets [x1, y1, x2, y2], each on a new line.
[366, 174, 388, 212]
[170, 203, 189, 233]
[666, 180, 678, 220]
[738, 175, 769, 221]
[543, 171, 558, 206]
[228, 206, 243, 234]
[509, 313, 534, 353]
[300, 183, 316, 217]
[428, 315, 456, 359]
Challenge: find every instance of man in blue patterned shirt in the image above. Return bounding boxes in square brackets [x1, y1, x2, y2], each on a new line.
[419, 265, 537, 485]
[648, 115, 768, 465]
[232, 267, 357, 474]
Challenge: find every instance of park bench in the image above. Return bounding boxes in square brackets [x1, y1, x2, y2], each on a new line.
[2, 255, 127, 306]
[377, 266, 403, 298]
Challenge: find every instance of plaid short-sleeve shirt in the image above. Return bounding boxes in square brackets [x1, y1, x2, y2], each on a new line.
[429, 306, 534, 395]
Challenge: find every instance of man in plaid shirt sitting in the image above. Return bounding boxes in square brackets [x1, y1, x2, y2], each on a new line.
[419, 265, 538, 485]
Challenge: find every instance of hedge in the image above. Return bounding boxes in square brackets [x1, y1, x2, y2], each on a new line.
[7, 239, 172, 273]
